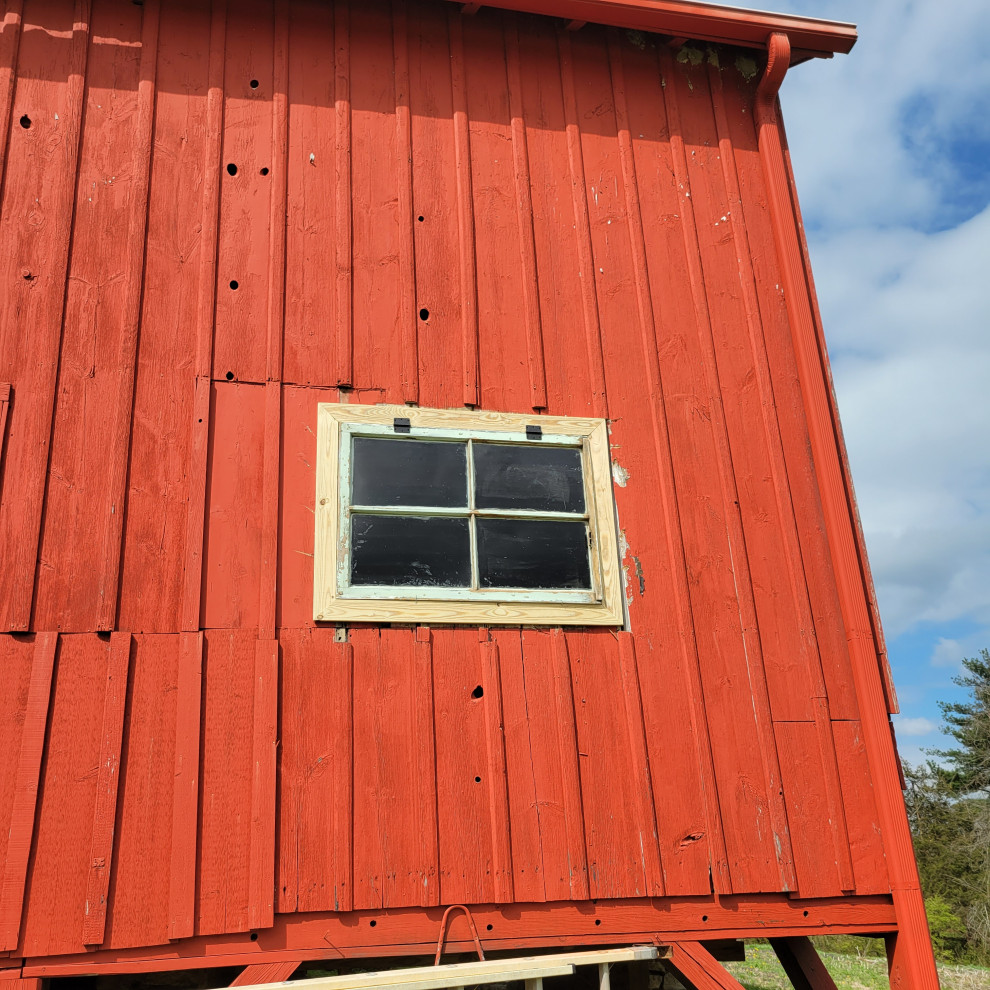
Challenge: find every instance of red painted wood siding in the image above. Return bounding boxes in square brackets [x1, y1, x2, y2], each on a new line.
[0, 0, 894, 965]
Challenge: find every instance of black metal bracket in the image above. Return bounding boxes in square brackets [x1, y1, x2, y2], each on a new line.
[526, 424, 543, 440]
[393, 417, 411, 434]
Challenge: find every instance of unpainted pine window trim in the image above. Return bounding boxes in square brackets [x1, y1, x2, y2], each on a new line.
[314, 403, 624, 626]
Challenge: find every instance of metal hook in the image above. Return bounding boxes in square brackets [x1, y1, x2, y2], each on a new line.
[434, 904, 485, 965]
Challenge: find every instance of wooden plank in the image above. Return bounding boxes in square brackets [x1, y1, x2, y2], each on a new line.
[0, 633, 57, 950]
[94, 0, 159, 630]
[19, 635, 109, 958]
[248, 639, 278, 930]
[413, 627, 440, 907]
[104, 634, 182, 950]
[32, 0, 145, 632]
[278, 630, 353, 914]
[332, 0, 353, 387]
[0, 383, 9, 483]
[349, 2, 403, 402]
[407, 2, 464, 410]
[556, 28, 607, 418]
[118, 0, 211, 633]
[180, 0, 226, 632]
[769, 937, 838, 990]
[830, 720, 888, 894]
[266, 0, 288, 384]
[480, 635, 514, 903]
[201, 383, 265, 629]
[211, 0, 274, 384]
[0, 0, 91, 631]
[197, 630, 258, 936]
[82, 632, 132, 946]
[616, 633, 664, 896]
[670, 941, 746, 990]
[446, 10, 478, 407]
[504, 14, 546, 410]
[258, 381, 282, 639]
[0, 0, 21, 220]
[23, 894, 900, 976]
[281, 0, 334, 388]
[494, 628, 545, 902]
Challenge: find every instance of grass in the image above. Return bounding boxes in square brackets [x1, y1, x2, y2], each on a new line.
[723, 942, 990, 990]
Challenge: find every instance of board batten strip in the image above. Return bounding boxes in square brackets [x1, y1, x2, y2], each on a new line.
[258, 383, 282, 639]
[1, 0, 90, 631]
[168, 631, 203, 941]
[335, 641, 354, 912]
[81, 632, 132, 945]
[704, 59, 853, 885]
[0, 0, 23, 194]
[549, 630, 589, 899]
[248, 640, 279, 929]
[180, 0, 226, 632]
[616, 633, 664, 896]
[447, 12, 479, 408]
[607, 37, 730, 893]
[0, 632, 57, 950]
[0, 383, 10, 479]
[557, 30, 607, 419]
[659, 46, 797, 894]
[505, 16, 547, 410]
[413, 627, 440, 906]
[266, 0, 289, 384]
[392, 2, 418, 404]
[96, 0, 160, 630]
[332, 0, 352, 388]
[480, 635, 514, 903]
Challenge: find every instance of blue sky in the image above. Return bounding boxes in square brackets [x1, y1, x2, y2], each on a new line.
[726, 0, 990, 763]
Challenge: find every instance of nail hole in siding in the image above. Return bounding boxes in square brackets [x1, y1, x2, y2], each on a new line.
[595, 919, 601, 927]
[260, 167, 270, 176]
[225, 371, 234, 381]
[369, 919, 377, 927]
[471, 685, 484, 699]
[486, 924, 493, 931]
[250, 79, 259, 89]
[417, 215, 425, 222]
[229, 280, 239, 290]
[419, 308, 429, 321]
[250, 932, 258, 941]
[226, 163, 237, 176]
[20, 114, 31, 129]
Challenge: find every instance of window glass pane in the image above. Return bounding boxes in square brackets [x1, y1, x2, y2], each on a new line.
[477, 518, 591, 590]
[352, 437, 467, 507]
[351, 515, 471, 587]
[474, 443, 585, 513]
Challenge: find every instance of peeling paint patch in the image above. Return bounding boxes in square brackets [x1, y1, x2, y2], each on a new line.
[735, 55, 758, 81]
[632, 555, 645, 597]
[611, 460, 629, 487]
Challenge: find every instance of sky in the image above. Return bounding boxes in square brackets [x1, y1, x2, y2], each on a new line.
[724, 0, 990, 764]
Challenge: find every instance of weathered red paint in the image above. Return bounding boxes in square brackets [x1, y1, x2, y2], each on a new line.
[0, 0, 936, 987]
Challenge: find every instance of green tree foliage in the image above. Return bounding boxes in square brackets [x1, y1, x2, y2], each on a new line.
[905, 649, 990, 962]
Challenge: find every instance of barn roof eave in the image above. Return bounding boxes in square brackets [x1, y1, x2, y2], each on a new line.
[444, 0, 857, 59]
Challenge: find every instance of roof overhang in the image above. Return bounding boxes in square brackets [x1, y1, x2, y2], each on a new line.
[446, 0, 857, 61]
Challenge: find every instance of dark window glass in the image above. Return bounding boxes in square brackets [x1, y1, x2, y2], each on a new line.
[351, 515, 470, 587]
[352, 437, 467, 508]
[474, 444, 585, 513]
[477, 518, 591, 589]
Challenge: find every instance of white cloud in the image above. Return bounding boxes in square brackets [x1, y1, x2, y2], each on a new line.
[892, 715, 937, 737]
[724, 0, 990, 654]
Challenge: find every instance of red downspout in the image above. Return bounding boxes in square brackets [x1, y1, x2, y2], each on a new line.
[754, 32, 938, 990]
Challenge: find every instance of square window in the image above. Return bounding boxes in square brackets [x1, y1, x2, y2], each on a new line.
[314, 404, 623, 625]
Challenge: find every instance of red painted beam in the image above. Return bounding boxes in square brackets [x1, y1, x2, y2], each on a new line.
[20, 895, 897, 977]
[446, 0, 856, 57]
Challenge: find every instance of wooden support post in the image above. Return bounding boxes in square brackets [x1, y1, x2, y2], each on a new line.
[231, 961, 300, 986]
[598, 963, 610, 990]
[669, 942, 746, 990]
[769, 937, 837, 990]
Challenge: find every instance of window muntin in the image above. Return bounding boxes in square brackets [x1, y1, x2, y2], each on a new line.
[315, 404, 623, 626]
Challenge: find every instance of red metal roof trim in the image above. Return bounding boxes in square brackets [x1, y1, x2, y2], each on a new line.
[446, 0, 857, 57]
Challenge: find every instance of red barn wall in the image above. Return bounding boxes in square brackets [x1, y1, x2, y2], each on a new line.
[0, 0, 896, 968]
